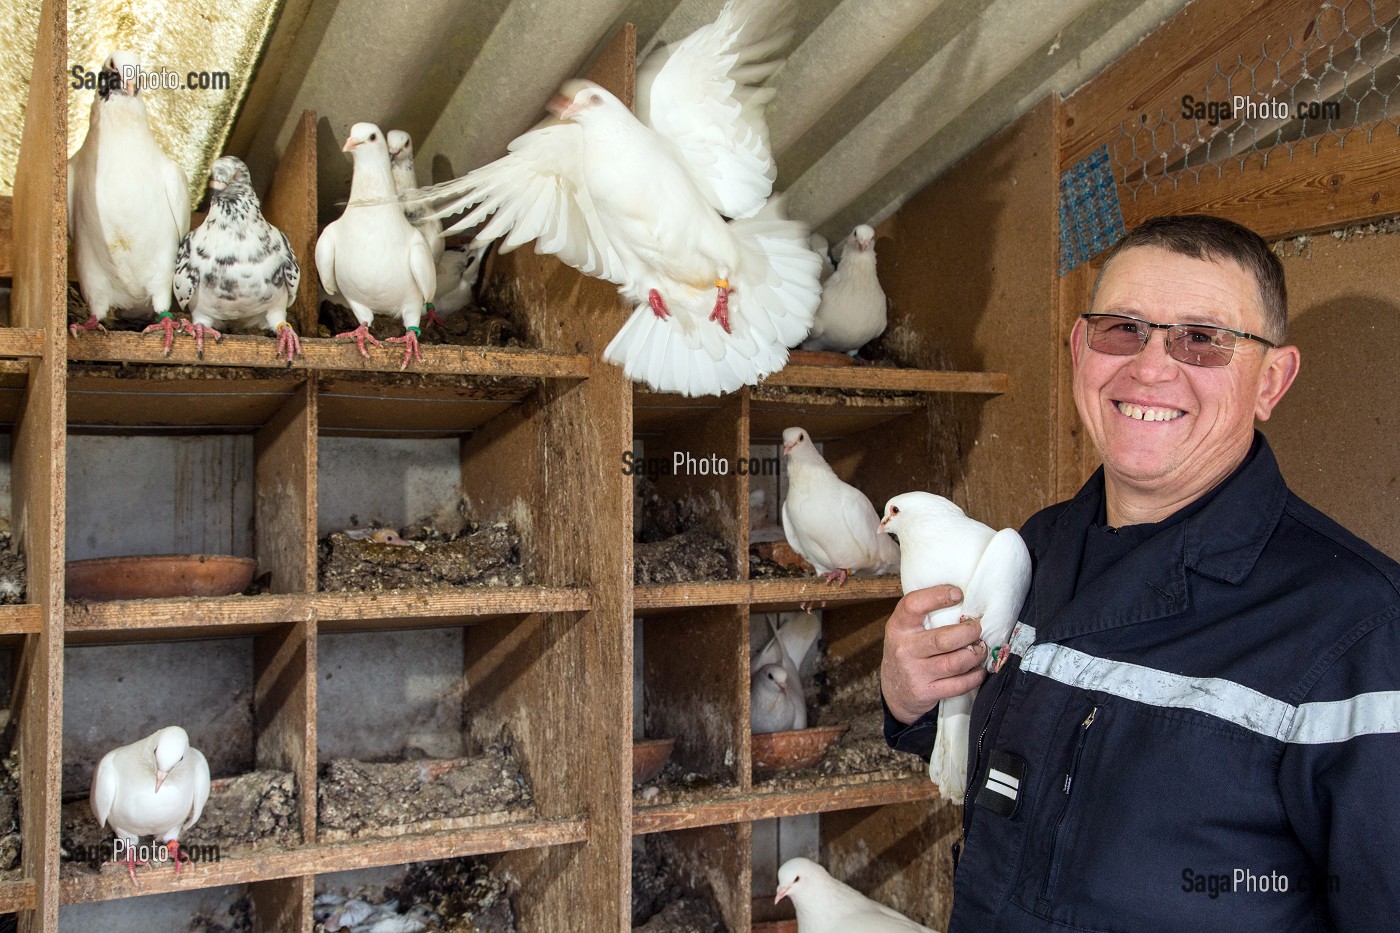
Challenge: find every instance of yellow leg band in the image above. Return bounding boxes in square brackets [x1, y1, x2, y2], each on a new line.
[715, 278, 729, 289]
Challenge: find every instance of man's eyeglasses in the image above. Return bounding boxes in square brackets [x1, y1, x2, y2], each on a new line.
[1080, 313, 1276, 368]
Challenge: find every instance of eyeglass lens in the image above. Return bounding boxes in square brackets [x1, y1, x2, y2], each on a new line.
[1086, 315, 1236, 367]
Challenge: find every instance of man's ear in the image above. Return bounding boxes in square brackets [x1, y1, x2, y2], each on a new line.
[1070, 316, 1086, 371]
[1255, 345, 1301, 421]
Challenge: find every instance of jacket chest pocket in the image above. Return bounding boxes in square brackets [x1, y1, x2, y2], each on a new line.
[1038, 703, 1101, 908]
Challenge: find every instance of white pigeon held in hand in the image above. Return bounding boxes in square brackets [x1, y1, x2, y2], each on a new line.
[418, 0, 820, 396]
[316, 122, 437, 368]
[90, 725, 211, 883]
[801, 224, 887, 354]
[174, 156, 302, 362]
[880, 492, 1031, 801]
[781, 427, 900, 584]
[776, 858, 939, 932]
[67, 50, 191, 352]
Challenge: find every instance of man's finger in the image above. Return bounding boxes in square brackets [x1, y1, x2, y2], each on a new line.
[886, 585, 964, 633]
[897, 617, 983, 659]
[923, 665, 988, 704]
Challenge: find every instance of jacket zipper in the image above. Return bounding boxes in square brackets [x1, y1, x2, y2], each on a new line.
[1041, 706, 1098, 902]
[958, 668, 1016, 853]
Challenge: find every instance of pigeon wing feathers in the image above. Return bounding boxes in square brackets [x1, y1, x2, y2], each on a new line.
[408, 236, 437, 306]
[184, 749, 211, 830]
[642, 0, 783, 220]
[162, 159, 191, 239]
[173, 231, 195, 310]
[276, 228, 301, 305]
[422, 124, 629, 288]
[315, 226, 339, 296]
[960, 528, 1032, 658]
[90, 750, 119, 829]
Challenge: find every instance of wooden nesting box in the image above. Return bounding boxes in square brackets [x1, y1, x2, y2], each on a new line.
[0, 0, 1394, 930]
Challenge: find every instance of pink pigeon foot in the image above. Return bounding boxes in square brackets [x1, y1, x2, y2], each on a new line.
[387, 326, 423, 369]
[69, 314, 108, 338]
[335, 323, 383, 359]
[178, 320, 222, 359]
[422, 304, 448, 332]
[648, 289, 671, 320]
[166, 840, 190, 877]
[115, 846, 150, 884]
[275, 322, 302, 364]
[142, 312, 183, 356]
[709, 279, 732, 334]
[822, 568, 850, 586]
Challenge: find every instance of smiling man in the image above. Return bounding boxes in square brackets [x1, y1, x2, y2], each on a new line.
[881, 215, 1400, 930]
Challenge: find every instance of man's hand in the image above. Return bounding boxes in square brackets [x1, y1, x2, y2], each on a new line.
[881, 585, 988, 725]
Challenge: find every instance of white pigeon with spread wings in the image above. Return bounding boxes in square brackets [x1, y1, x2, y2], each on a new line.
[879, 492, 1031, 801]
[67, 50, 190, 351]
[316, 123, 437, 368]
[90, 726, 211, 883]
[781, 427, 900, 584]
[418, 0, 820, 396]
[776, 858, 939, 932]
[802, 224, 886, 354]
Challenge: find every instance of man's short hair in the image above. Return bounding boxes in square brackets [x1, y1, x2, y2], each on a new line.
[1094, 214, 1288, 342]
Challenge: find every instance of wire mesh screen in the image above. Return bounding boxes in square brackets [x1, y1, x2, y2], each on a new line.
[1112, 0, 1400, 198]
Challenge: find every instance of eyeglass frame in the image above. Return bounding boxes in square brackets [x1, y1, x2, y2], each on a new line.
[1079, 312, 1276, 367]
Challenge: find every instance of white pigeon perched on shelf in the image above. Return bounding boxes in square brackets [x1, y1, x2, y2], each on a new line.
[751, 615, 806, 732]
[879, 492, 1031, 801]
[67, 50, 191, 352]
[173, 156, 302, 362]
[316, 123, 437, 368]
[781, 427, 900, 584]
[415, 0, 820, 396]
[801, 225, 886, 354]
[810, 233, 835, 284]
[90, 725, 211, 883]
[431, 244, 486, 318]
[387, 130, 446, 267]
[776, 858, 939, 932]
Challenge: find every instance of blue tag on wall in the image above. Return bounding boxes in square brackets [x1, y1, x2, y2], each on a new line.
[1059, 146, 1125, 274]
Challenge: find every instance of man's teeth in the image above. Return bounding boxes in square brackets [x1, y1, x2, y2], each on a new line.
[1116, 401, 1184, 422]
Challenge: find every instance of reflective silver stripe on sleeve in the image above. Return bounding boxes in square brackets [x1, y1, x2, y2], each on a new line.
[1288, 692, 1400, 744]
[1006, 623, 1037, 658]
[1021, 642, 1400, 744]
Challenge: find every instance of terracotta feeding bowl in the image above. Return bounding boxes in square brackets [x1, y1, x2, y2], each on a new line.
[751, 724, 848, 776]
[633, 738, 675, 785]
[66, 555, 258, 601]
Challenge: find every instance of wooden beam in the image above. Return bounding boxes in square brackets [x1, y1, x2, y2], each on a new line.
[635, 577, 901, 614]
[260, 111, 320, 338]
[249, 874, 312, 933]
[633, 775, 939, 834]
[255, 381, 316, 593]
[763, 366, 1007, 394]
[66, 332, 593, 378]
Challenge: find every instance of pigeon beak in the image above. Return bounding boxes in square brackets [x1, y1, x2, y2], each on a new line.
[774, 885, 791, 905]
[155, 769, 169, 792]
[548, 94, 579, 120]
[878, 515, 891, 533]
[342, 137, 363, 153]
[207, 179, 226, 191]
[782, 442, 795, 456]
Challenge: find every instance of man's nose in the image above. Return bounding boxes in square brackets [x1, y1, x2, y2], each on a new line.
[1128, 327, 1179, 381]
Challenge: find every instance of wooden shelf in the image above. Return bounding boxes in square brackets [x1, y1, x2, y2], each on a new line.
[59, 816, 589, 905]
[0, 329, 43, 359]
[0, 605, 42, 636]
[635, 577, 900, 614]
[66, 332, 592, 379]
[760, 366, 1007, 394]
[0, 877, 36, 914]
[64, 587, 590, 641]
[633, 773, 939, 835]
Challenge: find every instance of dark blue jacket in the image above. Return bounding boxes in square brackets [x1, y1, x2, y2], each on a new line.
[887, 434, 1400, 931]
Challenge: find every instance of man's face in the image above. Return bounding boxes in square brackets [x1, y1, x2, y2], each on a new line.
[1072, 246, 1298, 508]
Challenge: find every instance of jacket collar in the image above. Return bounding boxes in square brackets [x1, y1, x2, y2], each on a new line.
[1026, 432, 1288, 641]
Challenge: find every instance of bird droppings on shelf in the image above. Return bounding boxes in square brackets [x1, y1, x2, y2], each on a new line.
[748, 541, 813, 579]
[60, 770, 299, 873]
[0, 535, 24, 605]
[631, 761, 724, 808]
[318, 521, 528, 591]
[317, 743, 531, 837]
[389, 857, 518, 932]
[632, 836, 726, 932]
[189, 894, 253, 933]
[0, 754, 20, 880]
[634, 478, 735, 585]
[319, 298, 528, 350]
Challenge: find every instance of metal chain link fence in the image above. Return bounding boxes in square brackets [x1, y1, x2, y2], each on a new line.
[1111, 0, 1400, 198]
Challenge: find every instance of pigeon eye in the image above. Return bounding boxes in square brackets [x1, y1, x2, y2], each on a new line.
[590, 94, 602, 105]
[890, 506, 900, 515]
[369, 133, 378, 141]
